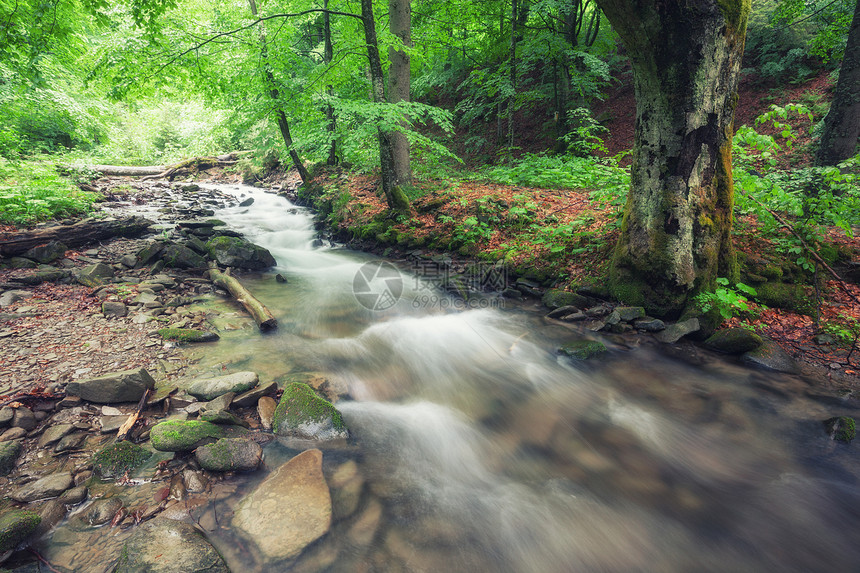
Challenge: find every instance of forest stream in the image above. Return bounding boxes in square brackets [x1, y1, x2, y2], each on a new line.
[32, 182, 860, 573]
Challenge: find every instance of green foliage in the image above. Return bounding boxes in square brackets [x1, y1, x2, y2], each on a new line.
[0, 158, 100, 225]
[820, 314, 860, 346]
[562, 108, 609, 156]
[694, 278, 759, 321]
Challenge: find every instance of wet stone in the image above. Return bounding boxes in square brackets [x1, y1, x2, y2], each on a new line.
[257, 396, 276, 431]
[0, 441, 21, 475]
[55, 433, 87, 453]
[0, 509, 41, 552]
[195, 437, 262, 472]
[116, 518, 230, 573]
[10, 471, 74, 502]
[0, 406, 14, 426]
[37, 423, 75, 448]
[0, 427, 27, 441]
[11, 407, 36, 431]
[84, 497, 123, 526]
[186, 371, 259, 401]
[60, 485, 88, 505]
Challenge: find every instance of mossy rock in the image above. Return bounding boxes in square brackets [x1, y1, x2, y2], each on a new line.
[824, 416, 856, 443]
[157, 328, 219, 343]
[559, 340, 607, 360]
[0, 441, 21, 476]
[92, 441, 151, 478]
[754, 282, 809, 312]
[0, 510, 40, 552]
[160, 244, 207, 269]
[704, 328, 763, 354]
[542, 289, 592, 310]
[272, 382, 348, 441]
[195, 437, 262, 472]
[206, 236, 276, 270]
[149, 420, 225, 452]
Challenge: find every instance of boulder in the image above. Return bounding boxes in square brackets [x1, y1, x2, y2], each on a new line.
[160, 244, 207, 269]
[149, 420, 225, 452]
[633, 317, 666, 332]
[23, 241, 67, 264]
[0, 290, 33, 308]
[75, 263, 114, 287]
[116, 518, 229, 573]
[824, 416, 856, 443]
[65, 368, 156, 403]
[741, 339, 800, 374]
[195, 437, 262, 472]
[186, 371, 258, 401]
[84, 497, 123, 526]
[136, 241, 165, 266]
[200, 410, 248, 427]
[541, 289, 592, 310]
[10, 472, 73, 502]
[17, 268, 69, 285]
[37, 423, 75, 448]
[559, 339, 607, 360]
[272, 383, 348, 441]
[54, 433, 87, 453]
[11, 407, 36, 430]
[60, 485, 88, 505]
[0, 510, 41, 552]
[705, 328, 763, 354]
[232, 381, 277, 408]
[92, 441, 151, 478]
[232, 449, 331, 561]
[206, 236, 276, 270]
[7, 257, 38, 269]
[156, 328, 219, 343]
[656, 318, 700, 344]
[0, 441, 21, 475]
[102, 301, 128, 318]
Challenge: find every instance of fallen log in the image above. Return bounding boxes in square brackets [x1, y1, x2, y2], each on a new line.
[208, 263, 278, 332]
[59, 152, 251, 181]
[0, 216, 153, 257]
[116, 388, 150, 442]
[61, 164, 167, 177]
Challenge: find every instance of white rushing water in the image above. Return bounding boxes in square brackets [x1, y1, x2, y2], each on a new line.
[203, 183, 860, 573]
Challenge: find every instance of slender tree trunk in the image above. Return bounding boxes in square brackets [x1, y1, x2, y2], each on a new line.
[596, 0, 750, 317]
[815, 0, 860, 166]
[361, 0, 410, 210]
[507, 0, 518, 152]
[247, 0, 311, 184]
[388, 0, 412, 184]
[324, 0, 338, 165]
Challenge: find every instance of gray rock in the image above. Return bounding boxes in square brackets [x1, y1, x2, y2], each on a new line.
[136, 242, 165, 266]
[0, 406, 12, 427]
[195, 437, 262, 472]
[186, 371, 258, 401]
[741, 339, 800, 374]
[160, 244, 207, 269]
[34, 499, 67, 538]
[65, 368, 156, 403]
[8, 257, 38, 269]
[75, 263, 115, 287]
[37, 424, 75, 448]
[15, 268, 68, 285]
[54, 432, 87, 453]
[131, 291, 158, 306]
[546, 305, 580, 319]
[119, 254, 137, 268]
[656, 318, 700, 343]
[23, 241, 67, 264]
[11, 472, 74, 502]
[116, 518, 229, 573]
[184, 236, 208, 254]
[206, 236, 276, 270]
[232, 381, 277, 408]
[203, 392, 235, 413]
[149, 420, 225, 452]
[183, 470, 208, 493]
[0, 510, 41, 552]
[0, 290, 33, 308]
[99, 415, 129, 433]
[615, 306, 646, 322]
[102, 301, 128, 317]
[273, 383, 348, 441]
[0, 427, 27, 441]
[11, 407, 36, 430]
[200, 410, 248, 427]
[60, 485, 88, 505]
[0, 441, 21, 475]
[239, 197, 255, 207]
[233, 449, 331, 560]
[84, 497, 123, 526]
[633, 317, 665, 331]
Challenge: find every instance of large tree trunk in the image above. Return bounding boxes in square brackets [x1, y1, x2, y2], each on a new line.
[596, 0, 749, 317]
[361, 0, 410, 211]
[816, 0, 860, 166]
[0, 217, 153, 257]
[248, 0, 312, 184]
[388, 0, 412, 184]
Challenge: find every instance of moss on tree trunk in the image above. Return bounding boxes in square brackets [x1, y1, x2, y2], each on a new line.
[597, 0, 749, 317]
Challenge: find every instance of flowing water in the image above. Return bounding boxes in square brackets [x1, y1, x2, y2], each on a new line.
[43, 183, 860, 572]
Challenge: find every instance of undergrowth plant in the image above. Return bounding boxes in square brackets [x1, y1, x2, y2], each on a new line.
[0, 158, 101, 225]
[694, 278, 759, 321]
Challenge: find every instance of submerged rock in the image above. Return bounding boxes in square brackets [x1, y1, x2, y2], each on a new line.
[559, 339, 607, 360]
[116, 518, 229, 573]
[195, 437, 262, 472]
[233, 449, 331, 561]
[272, 382, 348, 441]
[84, 497, 123, 526]
[149, 420, 225, 452]
[0, 510, 41, 552]
[542, 289, 592, 310]
[92, 441, 151, 478]
[65, 368, 156, 403]
[824, 416, 856, 443]
[186, 371, 259, 401]
[206, 236, 276, 270]
[156, 327, 220, 343]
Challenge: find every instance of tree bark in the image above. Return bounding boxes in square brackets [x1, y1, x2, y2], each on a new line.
[209, 264, 278, 331]
[596, 0, 750, 317]
[0, 217, 153, 256]
[388, 0, 412, 184]
[507, 0, 519, 151]
[324, 0, 338, 166]
[361, 0, 410, 211]
[815, 0, 860, 166]
[62, 165, 166, 177]
[248, 0, 312, 184]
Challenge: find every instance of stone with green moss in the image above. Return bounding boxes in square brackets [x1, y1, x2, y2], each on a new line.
[0, 441, 21, 476]
[542, 289, 592, 310]
[200, 410, 248, 427]
[186, 371, 259, 401]
[159, 244, 207, 269]
[149, 420, 225, 452]
[559, 340, 607, 360]
[754, 282, 808, 312]
[824, 416, 856, 443]
[206, 236, 276, 270]
[704, 328, 763, 354]
[156, 328, 219, 343]
[0, 510, 40, 552]
[195, 437, 262, 472]
[272, 383, 348, 441]
[92, 441, 151, 478]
